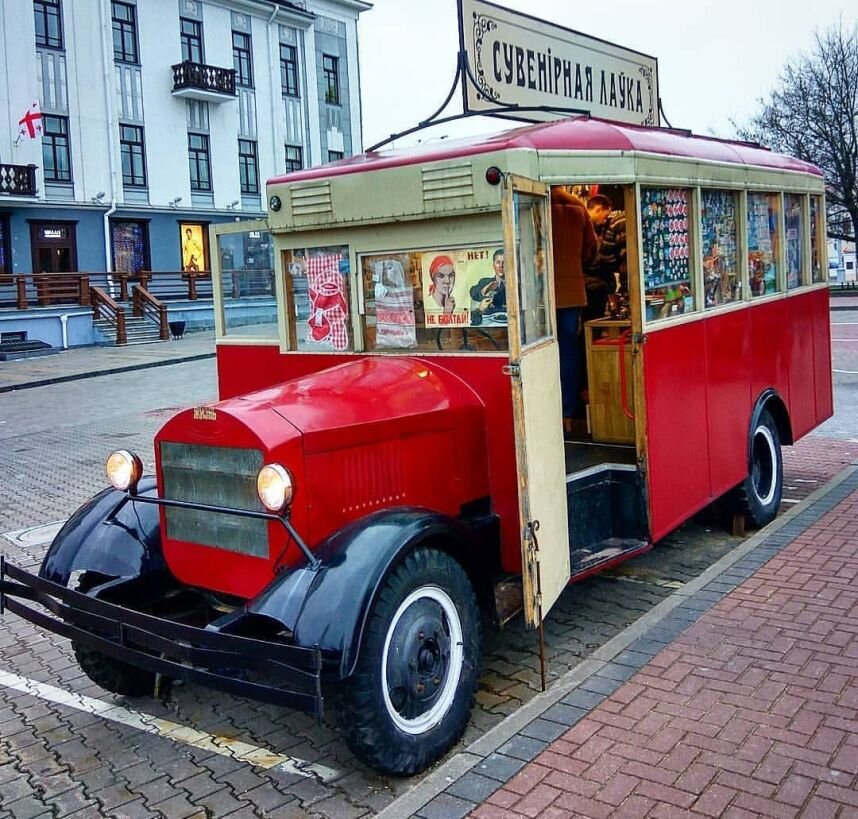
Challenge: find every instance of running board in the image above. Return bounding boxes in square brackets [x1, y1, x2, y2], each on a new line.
[569, 538, 651, 581]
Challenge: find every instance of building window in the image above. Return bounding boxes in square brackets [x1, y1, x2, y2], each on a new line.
[34, 0, 63, 50]
[238, 139, 258, 195]
[188, 133, 211, 192]
[119, 124, 147, 188]
[42, 115, 72, 182]
[112, 1, 139, 64]
[180, 17, 203, 63]
[284, 145, 303, 173]
[280, 44, 299, 97]
[328, 150, 344, 162]
[322, 54, 340, 104]
[111, 220, 149, 274]
[232, 31, 253, 87]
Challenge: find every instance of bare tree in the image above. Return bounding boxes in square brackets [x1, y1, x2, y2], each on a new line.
[738, 23, 858, 242]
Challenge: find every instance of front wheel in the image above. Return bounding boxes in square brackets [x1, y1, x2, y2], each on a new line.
[339, 548, 481, 776]
[732, 408, 783, 528]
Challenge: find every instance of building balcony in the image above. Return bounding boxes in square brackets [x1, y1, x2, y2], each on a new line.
[0, 164, 37, 197]
[171, 61, 236, 102]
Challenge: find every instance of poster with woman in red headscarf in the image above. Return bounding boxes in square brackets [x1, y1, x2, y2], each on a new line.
[421, 252, 470, 327]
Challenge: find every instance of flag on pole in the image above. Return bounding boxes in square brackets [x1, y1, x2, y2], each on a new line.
[17, 102, 43, 142]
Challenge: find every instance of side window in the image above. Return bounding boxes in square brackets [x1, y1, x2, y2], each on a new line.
[641, 187, 695, 321]
[360, 247, 508, 353]
[218, 229, 277, 338]
[784, 194, 804, 289]
[284, 246, 353, 351]
[810, 195, 825, 283]
[701, 189, 740, 308]
[747, 192, 781, 297]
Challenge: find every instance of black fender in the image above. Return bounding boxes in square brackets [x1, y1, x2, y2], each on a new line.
[40, 476, 168, 587]
[749, 389, 793, 465]
[245, 507, 491, 679]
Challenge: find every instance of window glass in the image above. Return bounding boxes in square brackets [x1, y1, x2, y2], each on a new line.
[219, 230, 277, 337]
[280, 44, 299, 97]
[111, 221, 148, 274]
[119, 124, 146, 188]
[322, 54, 339, 104]
[238, 139, 258, 195]
[641, 187, 694, 321]
[180, 18, 203, 63]
[513, 193, 551, 345]
[0, 216, 10, 281]
[747, 193, 781, 297]
[701, 190, 739, 308]
[35, 0, 63, 49]
[785, 194, 804, 289]
[360, 247, 508, 353]
[284, 145, 303, 172]
[284, 246, 352, 351]
[111, 1, 138, 63]
[188, 133, 211, 191]
[42, 115, 71, 182]
[810, 196, 825, 283]
[232, 31, 253, 87]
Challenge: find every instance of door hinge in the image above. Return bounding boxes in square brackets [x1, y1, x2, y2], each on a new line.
[632, 332, 647, 345]
[502, 363, 521, 378]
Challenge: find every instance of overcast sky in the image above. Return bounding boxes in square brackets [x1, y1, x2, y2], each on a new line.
[357, 0, 852, 149]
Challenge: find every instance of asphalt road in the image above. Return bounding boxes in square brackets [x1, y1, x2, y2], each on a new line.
[0, 328, 855, 819]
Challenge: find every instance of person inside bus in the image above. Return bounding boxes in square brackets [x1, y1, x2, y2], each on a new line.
[551, 187, 597, 433]
[584, 194, 627, 321]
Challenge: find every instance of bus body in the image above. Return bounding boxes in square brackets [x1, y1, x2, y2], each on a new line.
[1, 115, 831, 775]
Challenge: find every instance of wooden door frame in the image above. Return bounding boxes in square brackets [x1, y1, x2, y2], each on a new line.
[28, 220, 78, 272]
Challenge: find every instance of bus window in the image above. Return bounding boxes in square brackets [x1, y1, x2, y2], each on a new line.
[701, 190, 740, 308]
[641, 187, 695, 322]
[747, 193, 781, 297]
[218, 228, 277, 338]
[360, 247, 508, 353]
[785, 194, 804, 289]
[810, 195, 825, 283]
[283, 245, 353, 351]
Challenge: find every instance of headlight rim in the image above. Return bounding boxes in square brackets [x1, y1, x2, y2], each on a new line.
[256, 463, 294, 514]
[105, 449, 144, 493]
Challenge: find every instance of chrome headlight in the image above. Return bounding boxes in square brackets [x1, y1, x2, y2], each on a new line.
[106, 450, 143, 492]
[257, 464, 294, 513]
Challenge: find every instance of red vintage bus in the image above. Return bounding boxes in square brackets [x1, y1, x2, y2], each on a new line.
[1, 115, 831, 775]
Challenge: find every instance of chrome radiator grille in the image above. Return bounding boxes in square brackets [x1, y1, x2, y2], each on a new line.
[160, 442, 268, 558]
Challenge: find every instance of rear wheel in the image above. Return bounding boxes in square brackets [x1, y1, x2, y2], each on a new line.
[339, 548, 481, 776]
[72, 573, 159, 698]
[733, 409, 783, 528]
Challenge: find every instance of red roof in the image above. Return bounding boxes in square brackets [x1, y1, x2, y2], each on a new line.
[269, 116, 822, 185]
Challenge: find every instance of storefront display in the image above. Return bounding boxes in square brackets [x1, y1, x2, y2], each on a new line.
[641, 187, 694, 321]
[701, 190, 739, 308]
[111, 221, 148, 275]
[785, 194, 804, 289]
[747, 193, 780, 297]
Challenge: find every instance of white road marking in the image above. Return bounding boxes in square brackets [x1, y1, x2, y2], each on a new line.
[0, 670, 341, 782]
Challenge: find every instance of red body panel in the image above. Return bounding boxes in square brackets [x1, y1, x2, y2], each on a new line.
[216, 347, 524, 575]
[645, 291, 833, 543]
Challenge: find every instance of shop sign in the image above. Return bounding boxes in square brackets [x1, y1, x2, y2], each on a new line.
[459, 0, 659, 126]
[41, 227, 68, 240]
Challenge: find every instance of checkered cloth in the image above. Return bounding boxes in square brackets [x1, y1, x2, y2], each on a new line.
[305, 253, 350, 351]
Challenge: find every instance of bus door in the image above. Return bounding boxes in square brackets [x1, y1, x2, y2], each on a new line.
[502, 175, 571, 629]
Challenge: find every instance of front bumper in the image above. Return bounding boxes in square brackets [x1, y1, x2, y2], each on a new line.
[0, 557, 325, 721]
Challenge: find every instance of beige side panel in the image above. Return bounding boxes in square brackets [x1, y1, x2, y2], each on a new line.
[516, 340, 570, 622]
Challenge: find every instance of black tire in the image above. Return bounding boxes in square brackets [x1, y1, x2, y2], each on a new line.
[339, 548, 481, 776]
[733, 408, 783, 528]
[71, 573, 159, 698]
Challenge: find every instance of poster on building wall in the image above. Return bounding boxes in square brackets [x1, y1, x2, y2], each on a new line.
[180, 223, 208, 272]
[459, 0, 659, 126]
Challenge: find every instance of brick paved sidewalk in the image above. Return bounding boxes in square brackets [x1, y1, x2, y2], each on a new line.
[472, 472, 858, 819]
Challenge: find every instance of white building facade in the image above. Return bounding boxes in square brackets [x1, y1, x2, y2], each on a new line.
[0, 0, 369, 279]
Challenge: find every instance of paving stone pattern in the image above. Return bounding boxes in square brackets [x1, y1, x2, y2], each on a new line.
[401, 471, 858, 818]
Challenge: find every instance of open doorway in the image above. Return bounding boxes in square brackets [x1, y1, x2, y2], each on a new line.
[550, 183, 648, 575]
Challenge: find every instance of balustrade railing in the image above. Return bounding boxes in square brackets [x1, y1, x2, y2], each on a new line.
[90, 286, 127, 345]
[172, 61, 236, 96]
[132, 285, 169, 341]
[0, 163, 37, 196]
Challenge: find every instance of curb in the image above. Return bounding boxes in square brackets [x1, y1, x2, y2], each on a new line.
[377, 463, 858, 819]
[0, 352, 216, 394]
